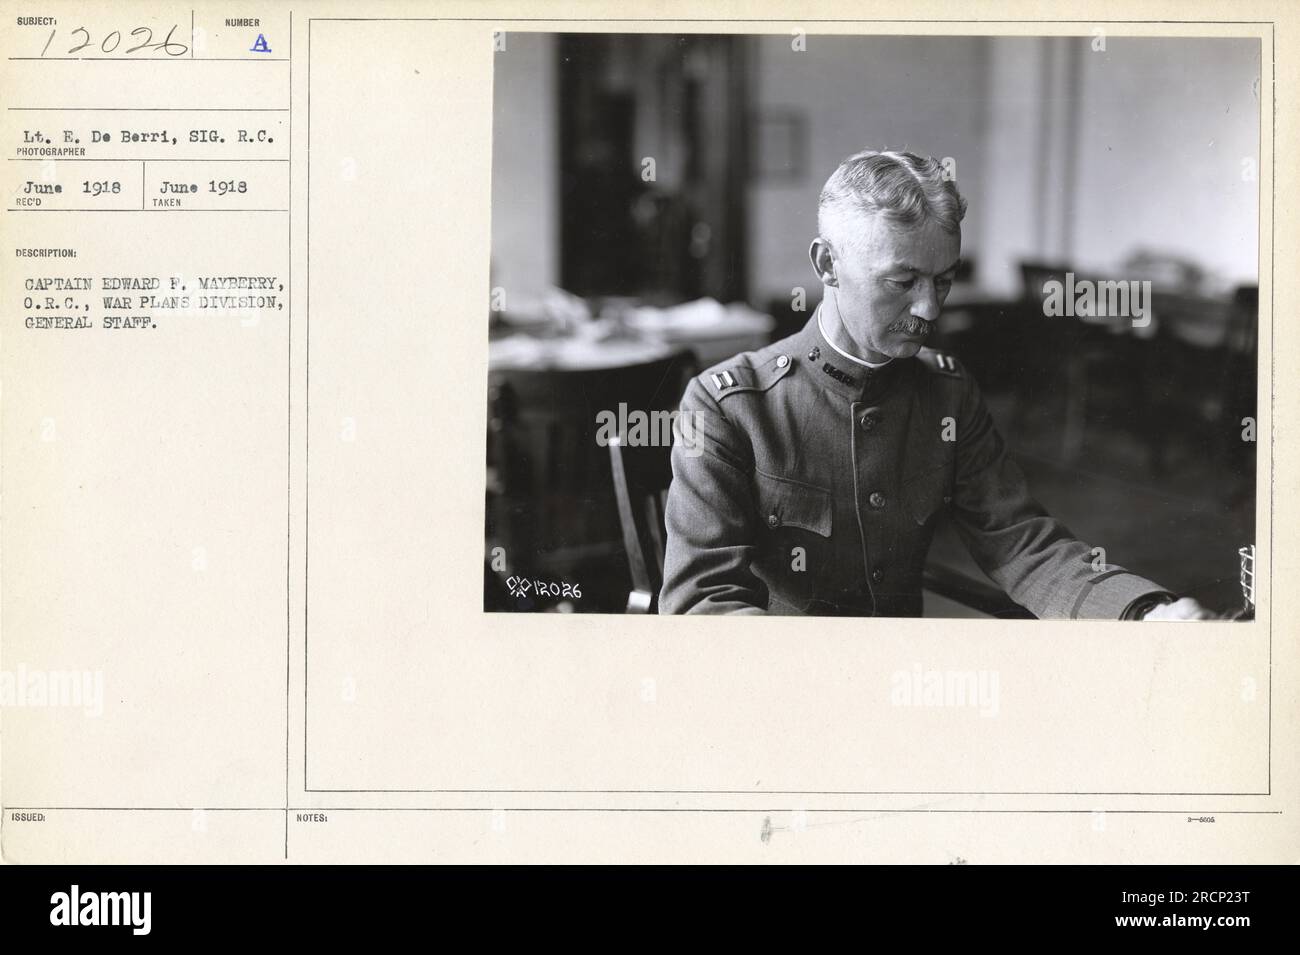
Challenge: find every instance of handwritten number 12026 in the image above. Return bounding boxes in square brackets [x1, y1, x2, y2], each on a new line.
[41, 25, 189, 57]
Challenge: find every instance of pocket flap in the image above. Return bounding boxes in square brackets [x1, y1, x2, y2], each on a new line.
[754, 471, 833, 537]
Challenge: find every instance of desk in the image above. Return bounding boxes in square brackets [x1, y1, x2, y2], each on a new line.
[489, 299, 774, 373]
[489, 333, 677, 373]
[486, 342, 701, 611]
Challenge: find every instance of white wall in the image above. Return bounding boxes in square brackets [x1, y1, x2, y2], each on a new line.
[490, 33, 559, 296]
[746, 35, 988, 306]
[1071, 36, 1260, 287]
[488, 34, 1261, 305]
[751, 34, 1260, 300]
[978, 37, 1066, 295]
[978, 36, 1260, 294]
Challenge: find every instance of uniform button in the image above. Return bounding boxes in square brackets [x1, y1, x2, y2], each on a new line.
[870, 567, 885, 584]
[767, 513, 780, 528]
[859, 413, 880, 432]
[868, 491, 886, 509]
[776, 354, 790, 368]
[808, 347, 820, 361]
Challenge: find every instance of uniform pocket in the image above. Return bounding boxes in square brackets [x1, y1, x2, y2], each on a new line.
[903, 460, 954, 525]
[753, 470, 832, 537]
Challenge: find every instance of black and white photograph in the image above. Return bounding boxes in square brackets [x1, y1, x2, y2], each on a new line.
[4, 0, 1293, 879]
[485, 32, 1260, 618]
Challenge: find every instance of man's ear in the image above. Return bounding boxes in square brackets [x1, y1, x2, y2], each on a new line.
[808, 238, 837, 287]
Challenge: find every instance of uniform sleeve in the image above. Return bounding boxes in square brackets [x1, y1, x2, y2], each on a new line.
[659, 378, 768, 614]
[947, 373, 1169, 619]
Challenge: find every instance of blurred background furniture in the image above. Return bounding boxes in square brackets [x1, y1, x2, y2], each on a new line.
[486, 347, 697, 612]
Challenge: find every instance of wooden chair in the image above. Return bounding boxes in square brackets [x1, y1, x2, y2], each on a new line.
[607, 434, 675, 613]
[1016, 261, 1149, 466]
[487, 349, 696, 609]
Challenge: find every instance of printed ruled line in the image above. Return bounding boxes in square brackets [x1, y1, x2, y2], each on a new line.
[304, 16, 1276, 21]
[7, 57, 290, 62]
[305, 787, 1273, 796]
[8, 158, 290, 162]
[6, 207, 288, 212]
[1, 807, 1285, 816]
[284, 5, 294, 862]
[8, 107, 290, 111]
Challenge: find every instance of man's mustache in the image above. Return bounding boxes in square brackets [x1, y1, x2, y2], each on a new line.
[887, 317, 933, 336]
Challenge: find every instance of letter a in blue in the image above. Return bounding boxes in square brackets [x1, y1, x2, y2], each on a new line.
[250, 34, 272, 53]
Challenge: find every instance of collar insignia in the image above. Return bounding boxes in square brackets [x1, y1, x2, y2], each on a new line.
[821, 362, 859, 388]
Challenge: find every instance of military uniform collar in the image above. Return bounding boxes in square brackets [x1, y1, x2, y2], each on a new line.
[795, 307, 906, 400]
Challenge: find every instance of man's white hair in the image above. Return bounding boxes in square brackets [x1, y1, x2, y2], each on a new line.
[818, 149, 967, 254]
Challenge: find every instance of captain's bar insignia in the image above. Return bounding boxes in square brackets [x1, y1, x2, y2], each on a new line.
[932, 353, 958, 374]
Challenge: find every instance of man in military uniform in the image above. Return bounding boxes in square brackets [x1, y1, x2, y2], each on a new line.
[659, 149, 1208, 619]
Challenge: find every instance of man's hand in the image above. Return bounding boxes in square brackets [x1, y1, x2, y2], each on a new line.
[1141, 597, 1214, 620]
